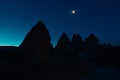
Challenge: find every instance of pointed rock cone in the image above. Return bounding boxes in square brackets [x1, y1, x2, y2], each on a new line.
[84, 33, 99, 49]
[55, 32, 71, 50]
[19, 21, 52, 63]
[71, 34, 83, 52]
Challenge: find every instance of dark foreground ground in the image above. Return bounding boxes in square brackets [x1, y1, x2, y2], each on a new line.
[0, 61, 91, 80]
[0, 46, 120, 80]
[0, 60, 120, 80]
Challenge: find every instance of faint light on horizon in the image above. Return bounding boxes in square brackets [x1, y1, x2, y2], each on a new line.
[0, 44, 13, 46]
[0, 43, 19, 47]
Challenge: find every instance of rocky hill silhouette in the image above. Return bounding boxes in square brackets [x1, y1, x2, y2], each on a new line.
[84, 33, 99, 49]
[15, 21, 119, 66]
[55, 33, 71, 50]
[55, 32, 73, 56]
[71, 34, 83, 53]
[19, 21, 52, 63]
[0, 20, 120, 80]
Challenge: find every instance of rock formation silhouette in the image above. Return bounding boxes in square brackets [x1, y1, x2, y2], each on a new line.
[19, 21, 52, 63]
[71, 34, 83, 53]
[84, 33, 99, 49]
[55, 33, 71, 50]
[0, 20, 120, 80]
[55, 33, 73, 61]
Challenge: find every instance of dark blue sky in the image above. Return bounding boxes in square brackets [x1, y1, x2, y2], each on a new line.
[0, 0, 120, 47]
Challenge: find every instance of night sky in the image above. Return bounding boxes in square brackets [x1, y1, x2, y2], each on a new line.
[0, 0, 120, 47]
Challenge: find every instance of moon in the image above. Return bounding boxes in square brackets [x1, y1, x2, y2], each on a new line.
[72, 10, 76, 14]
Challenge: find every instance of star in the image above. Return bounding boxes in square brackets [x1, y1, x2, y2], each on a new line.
[72, 10, 76, 14]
